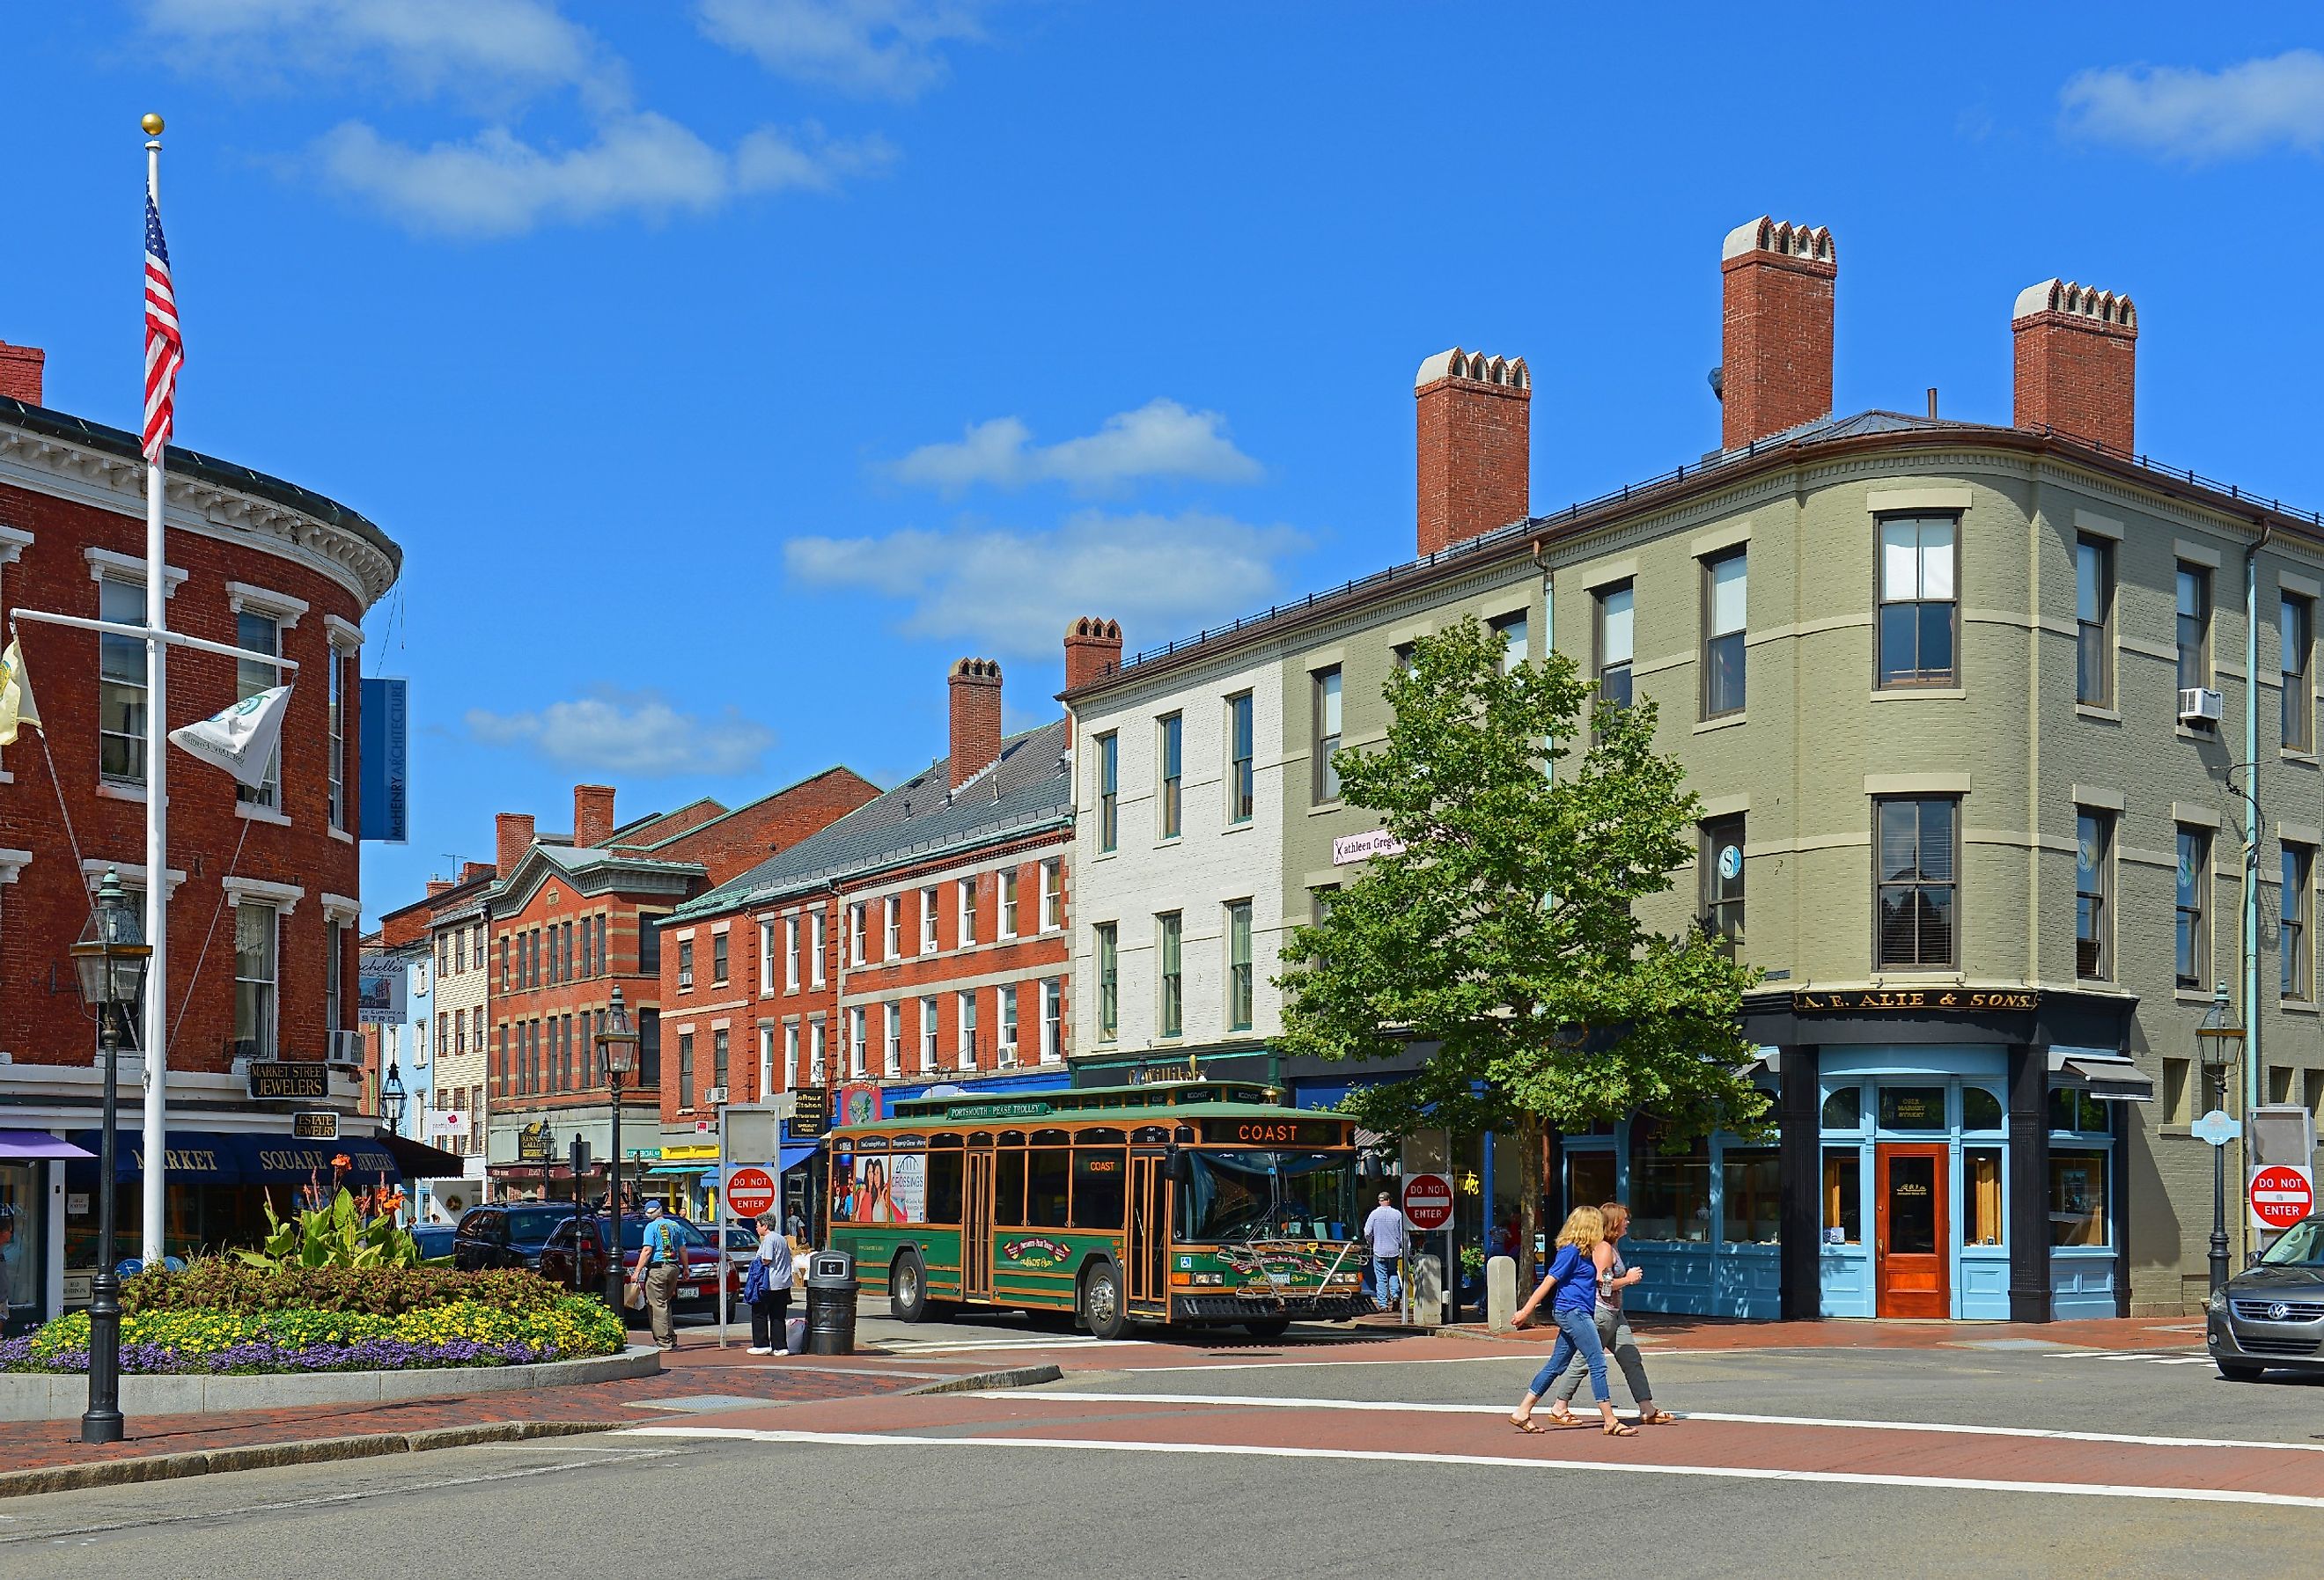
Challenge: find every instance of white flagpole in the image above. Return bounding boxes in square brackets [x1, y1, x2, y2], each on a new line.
[140, 120, 170, 1265]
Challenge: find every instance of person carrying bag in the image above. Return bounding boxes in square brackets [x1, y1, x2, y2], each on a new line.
[746, 1211, 794, 1356]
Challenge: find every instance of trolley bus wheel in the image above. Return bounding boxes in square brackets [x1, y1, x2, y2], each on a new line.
[1241, 1319, 1290, 1339]
[889, 1250, 931, 1324]
[1079, 1260, 1129, 1341]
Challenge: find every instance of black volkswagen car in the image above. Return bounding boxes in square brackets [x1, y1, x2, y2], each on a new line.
[2206, 1213, 2324, 1378]
[452, 1202, 584, 1274]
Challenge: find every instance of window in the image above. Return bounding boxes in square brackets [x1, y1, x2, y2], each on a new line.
[1313, 666, 1342, 803]
[1228, 694, 1254, 824]
[498, 936, 509, 991]
[640, 917, 661, 974]
[783, 917, 799, 991]
[638, 1009, 659, 1085]
[233, 902, 276, 1058]
[1072, 1147, 1128, 1230]
[2284, 843, 2313, 1002]
[1878, 1086, 1946, 1129]
[809, 1018, 826, 1084]
[1700, 550, 1747, 717]
[2076, 810, 2114, 980]
[234, 610, 283, 809]
[327, 650, 348, 831]
[960, 878, 978, 947]
[98, 578, 146, 782]
[1966, 1149, 2004, 1246]
[438, 1011, 450, 1059]
[884, 895, 901, 956]
[1157, 911, 1183, 1038]
[1158, 713, 1182, 837]
[325, 921, 346, 1029]
[1875, 797, 1959, 969]
[2048, 1150, 2109, 1248]
[2286, 592, 2315, 752]
[2177, 828, 2210, 990]
[1701, 816, 1744, 955]
[1096, 732, 1119, 852]
[848, 1007, 867, 1078]
[884, 1003, 901, 1077]
[921, 887, 939, 953]
[957, 990, 977, 1070]
[1041, 862, 1063, 930]
[784, 1023, 800, 1087]
[589, 918, 601, 980]
[1821, 1149, 1861, 1245]
[919, 996, 938, 1072]
[809, 911, 826, 987]
[1491, 611, 1530, 670]
[596, 915, 608, 976]
[678, 1033, 695, 1108]
[754, 921, 769, 993]
[1630, 1128, 1709, 1242]
[1595, 583, 1634, 707]
[2075, 536, 2113, 707]
[1310, 884, 1337, 922]
[1026, 1145, 1070, 1229]
[1041, 979, 1063, 1063]
[677, 937, 695, 989]
[1000, 871, 1019, 937]
[848, 903, 865, 966]
[2162, 1057, 2193, 1124]
[712, 1027, 729, 1094]
[1095, 923, 1119, 1040]
[757, 1025, 774, 1097]
[712, 931, 728, 985]
[1000, 986, 1019, 1064]
[2177, 563, 2211, 692]
[1877, 516, 1957, 687]
[1226, 900, 1254, 1032]
[1720, 1148, 1780, 1245]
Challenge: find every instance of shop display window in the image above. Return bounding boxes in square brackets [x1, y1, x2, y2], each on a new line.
[2049, 1089, 2111, 1134]
[1877, 1085, 1946, 1130]
[1962, 1086, 2004, 1131]
[2049, 1150, 2109, 1246]
[1966, 1148, 2004, 1246]
[1820, 1086, 1863, 1130]
[1720, 1148, 1782, 1244]
[1630, 1132, 1710, 1242]
[1821, 1150, 1862, 1244]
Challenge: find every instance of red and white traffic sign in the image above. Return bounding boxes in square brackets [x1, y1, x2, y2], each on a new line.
[724, 1166, 778, 1220]
[2250, 1165, 2314, 1229]
[1402, 1173, 1454, 1232]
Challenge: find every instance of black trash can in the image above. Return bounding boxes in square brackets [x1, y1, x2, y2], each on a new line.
[804, 1249, 858, 1356]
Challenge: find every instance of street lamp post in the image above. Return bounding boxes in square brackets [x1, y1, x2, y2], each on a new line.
[595, 986, 640, 1311]
[382, 1060, 408, 1139]
[69, 868, 151, 1446]
[2197, 982, 2248, 1298]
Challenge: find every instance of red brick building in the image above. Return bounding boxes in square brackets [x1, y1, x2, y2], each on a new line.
[655, 630, 1112, 1224]
[0, 353, 400, 1330]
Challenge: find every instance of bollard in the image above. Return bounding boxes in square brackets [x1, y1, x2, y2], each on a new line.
[1486, 1254, 1518, 1331]
[1407, 1253, 1445, 1327]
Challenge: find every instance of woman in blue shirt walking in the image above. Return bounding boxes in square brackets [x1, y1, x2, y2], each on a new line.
[1507, 1207, 1636, 1437]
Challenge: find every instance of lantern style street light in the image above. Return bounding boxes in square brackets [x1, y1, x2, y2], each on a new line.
[2197, 982, 2247, 1298]
[69, 868, 151, 1446]
[382, 1059, 409, 1138]
[596, 985, 641, 1312]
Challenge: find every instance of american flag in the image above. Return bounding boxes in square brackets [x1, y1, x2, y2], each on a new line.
[142, 194, 181, 462]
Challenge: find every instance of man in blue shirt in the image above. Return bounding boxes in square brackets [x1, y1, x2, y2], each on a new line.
[1362, 1193, 1408, 1311]
[632, 1200, 687, 1349]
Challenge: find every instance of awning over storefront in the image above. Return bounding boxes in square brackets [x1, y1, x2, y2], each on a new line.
[0, 1130, 94, 1160]
[883, 1069, 1072, 1115]
[2048, 1049, 2156, 1103]
[777, 1143, 817, 1174]
[645, 1164, 702, 1177]
[64, 1131, 402, 1185]
[379, 1132, 466, 1179]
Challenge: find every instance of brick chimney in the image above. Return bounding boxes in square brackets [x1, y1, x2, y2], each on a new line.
[460, 860, 495, 886]
[1063, 616, 1123, 692]
[1415, 349, 1530, 557]
[426, 878, 452, 898]
[1718, 217, 1837, 452]
[573, 784, 615, 849]
[948, 658, 1004, 789]
[495, 812, 535, 878]
[2012, 279, 2137, 453]
[0, 341, 42, 407]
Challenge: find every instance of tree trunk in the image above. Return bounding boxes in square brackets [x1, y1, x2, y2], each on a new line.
[1513, 1110, 1547, 1293]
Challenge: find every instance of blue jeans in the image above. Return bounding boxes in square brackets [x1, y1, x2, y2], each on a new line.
[1529, 1306, 1609, 1402]
[1371, 1254, 1401, 1306]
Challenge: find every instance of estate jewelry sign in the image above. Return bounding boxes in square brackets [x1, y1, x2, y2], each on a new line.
[1791, 988, 2041, 1013]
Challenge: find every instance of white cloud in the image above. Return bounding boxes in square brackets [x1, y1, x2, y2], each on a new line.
[893, 399, 1264, 496]
[2061, 50, 2324, 160]
[696, 0, 988, 99]
[320, 114, 894, 237]
[467, 689, 777, 777]
[784, 509, 1309, 658]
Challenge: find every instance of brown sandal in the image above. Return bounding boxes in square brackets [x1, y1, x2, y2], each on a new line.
[1602, 1421, 1638, 1437]
[1636, 1409, 1676, 1425]
[1509, 1415, 1548, 1435]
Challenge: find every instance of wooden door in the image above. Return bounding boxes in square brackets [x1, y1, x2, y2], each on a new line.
[963, 1149, 994, 1304]
[1874, 1143, 1950, 1318]
[1127, 1155, 1169, 1317]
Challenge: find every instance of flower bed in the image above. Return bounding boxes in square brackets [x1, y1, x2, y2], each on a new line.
[2, 1265, 627, 1376]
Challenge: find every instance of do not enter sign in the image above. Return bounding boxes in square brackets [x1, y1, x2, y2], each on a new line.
[1402, 1173, 1454, 1231]
[724, 1166, 778, 1220]
[2250, 1165, 2314, 1230]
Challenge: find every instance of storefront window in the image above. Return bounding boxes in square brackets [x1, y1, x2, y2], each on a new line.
[1820, 1086, 1863, 1130]
[2049, 1150, 2108, 1246]
[1822, 1149, 1861, 1244]
[1563, 1150, 1615, 1216]
[1720, 1148, 1781, 1244]
[1630, 1133, 1710, 1242]
[1962, 1087, 2004, 1131]
[0, 1165, 42, 1334]
[1966, 1148, 2004, 1246]
[1878, 1086, 1946, 1130]
[2049, 1089, 2110, 1134]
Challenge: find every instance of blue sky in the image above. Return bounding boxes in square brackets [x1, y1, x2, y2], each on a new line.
[8, 6, 2324, 922]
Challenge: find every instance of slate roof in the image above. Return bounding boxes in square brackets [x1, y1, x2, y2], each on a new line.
[671, 720, 1072, 921]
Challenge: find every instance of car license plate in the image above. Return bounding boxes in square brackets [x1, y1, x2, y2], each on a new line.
[678, 1284, 702, 1298]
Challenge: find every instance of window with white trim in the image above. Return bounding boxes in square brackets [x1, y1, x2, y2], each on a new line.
[999, 984, 1019, 1065]
[783, 1021, 800, 1086]
[808, 911, 826, 987]
[98, 577, 145, 783]
[759, 922, 775, 995]
[848, 902, 866, 967]
[920, 887, 939, 953]
[919, 996, 938, 1072]
[1041, 861, 1063, 931]
[847, 1006, 866, 1077]
[784, 917, 799, 992]
[883, 1002, 901, 1077]
[1041, 979, 1063, 1064]
[327, 648, 348, 831]
[960, 876, 977, 947]
[1000, 871, 1019, 937]
[235, 609, 283, 810]
[809, 1018, 826, 1083]
[234, 902, 278, 1060]
[957, 989, 977, 1070]
[883, 894, 900, 957]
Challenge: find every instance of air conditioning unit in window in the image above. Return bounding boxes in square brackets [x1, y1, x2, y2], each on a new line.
[2179, 687, 2225, 724]
[997, 1042, 1018, 1068]
[704, 1085, 727, 1105]
[676, 969, 694, 990]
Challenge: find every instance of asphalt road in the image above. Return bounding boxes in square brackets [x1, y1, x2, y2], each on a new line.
[6, 1331, 2321, 1578]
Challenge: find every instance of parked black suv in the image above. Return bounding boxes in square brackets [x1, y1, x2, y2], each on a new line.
[452, 1202, 584, 1274]
[2206, 1213, 2324, 1379]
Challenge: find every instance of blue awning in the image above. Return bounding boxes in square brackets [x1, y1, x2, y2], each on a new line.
[64, 1130, 401, 1186]
[778, 1143, 817, 1174]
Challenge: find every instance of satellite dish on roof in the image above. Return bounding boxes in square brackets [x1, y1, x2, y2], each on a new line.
[1707, 365, 1725, 401]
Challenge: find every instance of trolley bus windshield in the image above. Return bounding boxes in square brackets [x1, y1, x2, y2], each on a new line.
[1176, 1150, 1363, 1243]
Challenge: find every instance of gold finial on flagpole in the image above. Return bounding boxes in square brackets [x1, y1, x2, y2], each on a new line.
[141, 113, 165, 136]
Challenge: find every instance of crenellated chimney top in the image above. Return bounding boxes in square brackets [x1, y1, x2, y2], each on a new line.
[1063, 616, 1123, 692]
[2011, 278, 2138, 454]
[1717, 217, 1837, 452]
[947, 658, 1004, 790]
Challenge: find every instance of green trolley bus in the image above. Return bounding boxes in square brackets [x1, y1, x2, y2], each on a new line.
[825, 1080, 1375, 1339]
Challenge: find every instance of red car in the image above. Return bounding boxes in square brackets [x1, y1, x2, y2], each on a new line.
[541, 1214, 743, 1315]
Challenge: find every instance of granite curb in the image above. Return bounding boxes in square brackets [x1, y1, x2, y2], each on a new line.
[899, 1363, 1064, 1395]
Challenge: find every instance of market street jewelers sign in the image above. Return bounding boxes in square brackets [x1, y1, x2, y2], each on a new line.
[1792, 988, 2041, 1013]
[248, 1061, 331, 1101]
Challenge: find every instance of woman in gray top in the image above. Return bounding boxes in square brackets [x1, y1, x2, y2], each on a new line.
[1548, 1201, 1673, 1425]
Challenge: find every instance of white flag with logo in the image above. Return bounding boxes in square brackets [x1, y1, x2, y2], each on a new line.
[0, 640, 38, 746]
[169, 684, 291, 788]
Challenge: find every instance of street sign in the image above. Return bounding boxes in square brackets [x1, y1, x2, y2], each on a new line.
[790, 1087, 828, 1138]
[1402, 1173, 1454, 1231]
[2192, 1109, 2240, 1147]
[2249, 1165, 2314, 1229]
[425, 1108, 467, 1139]
[725, 1166, 778, 1219]
[291, 1111, 339, 1141]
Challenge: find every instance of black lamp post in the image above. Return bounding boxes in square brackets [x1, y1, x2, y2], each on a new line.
[70, 868, 151, 1446]
[382, 1059, 408, 1139]
[2198, 982, 2247, 1298]
[596, 985, 640, 1310]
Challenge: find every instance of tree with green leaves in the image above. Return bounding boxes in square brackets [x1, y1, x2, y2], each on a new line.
[1274, 615, 1765, 1272]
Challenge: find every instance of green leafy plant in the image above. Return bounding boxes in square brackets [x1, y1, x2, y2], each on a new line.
[124, 1259, 569, 1318]
[236, 1186, 424, 1272]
